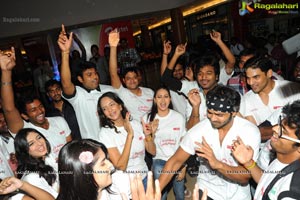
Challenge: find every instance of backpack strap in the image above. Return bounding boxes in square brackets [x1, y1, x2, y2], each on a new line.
[277, 168, 300, 200]
[262, 159, 300, 200]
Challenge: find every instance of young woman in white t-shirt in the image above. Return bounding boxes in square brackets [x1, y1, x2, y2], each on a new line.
[143, 86, 186, 200]
[97, 92, 156, 189]
[14, 128, 58, 198]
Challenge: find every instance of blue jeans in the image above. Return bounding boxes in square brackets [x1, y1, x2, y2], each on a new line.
[153, 159, 184, 200]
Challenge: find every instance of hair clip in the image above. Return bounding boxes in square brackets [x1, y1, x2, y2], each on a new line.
[79, 151, 94, 164]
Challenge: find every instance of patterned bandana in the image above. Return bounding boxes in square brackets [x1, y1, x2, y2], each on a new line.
[206, 95, 234, 113]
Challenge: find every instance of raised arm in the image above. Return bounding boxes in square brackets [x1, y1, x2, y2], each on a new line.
[0, 47, 24, 133]
[210, 31, 235, 75]
[107, 113, 133, 171]
[108, 29, 122, 89]
[57, 24, 75, 96]
[160, 44, 186, 92]
[160, 40, 172, 75]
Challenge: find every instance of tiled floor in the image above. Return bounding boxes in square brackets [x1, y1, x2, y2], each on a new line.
[167, 174, 197, 200]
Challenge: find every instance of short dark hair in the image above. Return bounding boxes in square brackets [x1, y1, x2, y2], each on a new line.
[194, 54, 220, 79]
[76, 61, 97, 77]
[282, 100, 300, 143]
[244, 56, 273, 73]
[121, 67, 139, 78]
[17, 95, 41, 115]
[45, 79, 61, 92]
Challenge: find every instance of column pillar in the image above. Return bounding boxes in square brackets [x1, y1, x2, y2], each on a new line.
[141, 25, 152, 49]
[170, 7, 186, 45]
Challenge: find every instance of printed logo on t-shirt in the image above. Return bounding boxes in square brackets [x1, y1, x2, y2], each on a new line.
[146, 99, 153, 102]
[138, 136, 143, 140]
[226, 145, 233, 150]
[160, 139, 176, 146]
[53, 144, 64, 156]
[173, 127, 180, 131]
[59, 131, 65, 135]
[138, 106, 150, 112]
[131, 150, 145, 159]
[250, 108, 259, 112]
[273, 106, 282, 110]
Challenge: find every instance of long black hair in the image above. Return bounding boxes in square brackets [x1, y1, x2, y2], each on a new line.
[97, 92, 130, 133]
[57, 139, 109, 200]
[147, 85, 173, 122]
[14, 128, 56, 186]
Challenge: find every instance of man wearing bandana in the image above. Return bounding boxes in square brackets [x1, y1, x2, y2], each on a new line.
[159, 85, 261, 200]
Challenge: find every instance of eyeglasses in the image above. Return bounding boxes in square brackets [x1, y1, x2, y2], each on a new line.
[277, 115, 300, 144]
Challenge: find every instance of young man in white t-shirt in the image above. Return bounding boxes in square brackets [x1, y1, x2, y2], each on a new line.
[108, 29, 153, 122]
[232, 100, 300, 200]
[58, 25, 113, 140]
[0, 47, 72, 161]
[243, 56, 300, 141]
[158, 85, 261, 200]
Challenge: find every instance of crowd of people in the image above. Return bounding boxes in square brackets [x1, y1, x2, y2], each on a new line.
[0, 24, 300, 200]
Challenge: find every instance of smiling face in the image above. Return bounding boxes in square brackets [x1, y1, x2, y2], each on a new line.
[24, 99, 47, 126]
[271, 119, 300, 156]
[92, 149, 113, 189]
[123, 71, 139, 90]
[173, 64, 184, 80]
[27, 131, 48, 158]
[154, 88, 171, 113]
[196, 65, 218, 92]
[78, 68, 100, 90]
[100, 97, 123, 122]
[245, 68, 272, 94]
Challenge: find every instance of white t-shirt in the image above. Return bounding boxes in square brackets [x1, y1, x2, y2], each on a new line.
[180, 116, 261, 200]
[63, 85, 113, 139]
[23, 117, 71, 160]
[219, 60, 234, 86]
[244, 80, 300, 125]
[254, 159, 292, 200]
[100, 170, 131, 200]
[98, 120, 148, 178]
[170, 90, 187, 119]
[0, 139, 14, 179]
[257, 140, 274, 171]
[115, 85, 153, 122]
[22, 173, 58, 198]
[143, 110, 186, 161]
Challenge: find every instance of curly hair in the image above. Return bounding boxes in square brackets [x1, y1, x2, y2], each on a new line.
[282, 100, 300, 145]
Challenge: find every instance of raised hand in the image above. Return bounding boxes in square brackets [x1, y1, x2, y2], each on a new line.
[57, 24, 73, 52]
[0, 47, 16, 71]
[123, 112, 134, 138]
[174, 43, 187, 57]
[150, 119, 159, 135]
[129, 172, 161, 200]
[210, 30, 222, 43]
[109, 28, 120, 47]
[163, 40, 172, 55]
[231, 136, 254, 165]
[195, 137, 221, 170]
[188, 89, 201, 108]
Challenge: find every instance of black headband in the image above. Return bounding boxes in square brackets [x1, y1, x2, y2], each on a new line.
[206, 95, 235, 113]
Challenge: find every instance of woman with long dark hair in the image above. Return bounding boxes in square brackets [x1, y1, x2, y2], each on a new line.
[97, 92, 156, 189]
[14, 128, 58, 198]
[143, 86, 186, 200]
[56, 139, 114, 200]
